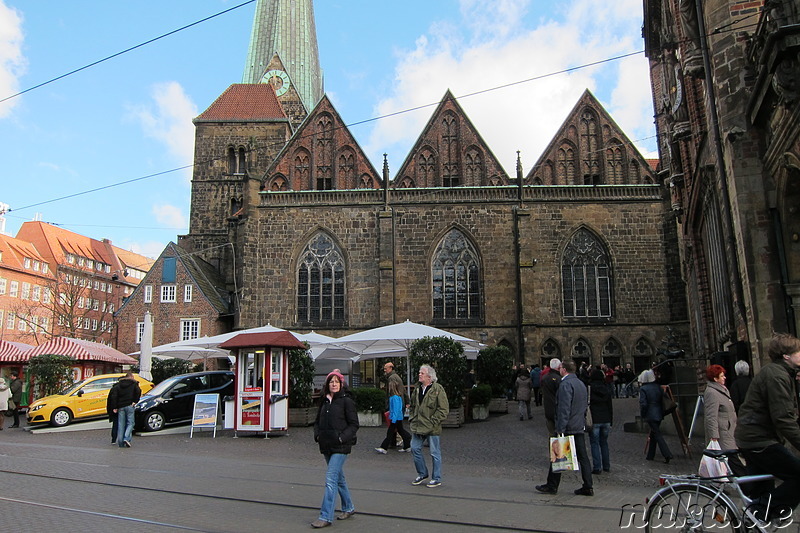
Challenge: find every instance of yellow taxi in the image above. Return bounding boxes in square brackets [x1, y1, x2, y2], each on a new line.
[27, 373, 154, 427]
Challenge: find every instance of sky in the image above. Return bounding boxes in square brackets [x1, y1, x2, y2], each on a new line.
[0, 0, 657, 261]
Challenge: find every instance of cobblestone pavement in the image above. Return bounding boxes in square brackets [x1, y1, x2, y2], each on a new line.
[0, 397, 761, 532]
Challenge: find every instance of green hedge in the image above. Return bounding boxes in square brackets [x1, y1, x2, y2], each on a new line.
[468, 384, 492, 406]
[351, 386, 386, 413]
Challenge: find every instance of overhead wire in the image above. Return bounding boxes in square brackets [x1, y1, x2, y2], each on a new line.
[4, 5, 765, 225]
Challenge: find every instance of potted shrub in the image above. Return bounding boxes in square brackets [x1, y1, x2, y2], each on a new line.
[288, 346, 317, 427]
[475, 345, 515, 413]
[351, 386, 386, 426]
[469, 384, 492, 420]
[409, 336, 468, 428]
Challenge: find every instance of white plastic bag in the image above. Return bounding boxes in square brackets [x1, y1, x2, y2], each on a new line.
[698, 440, 732, 480]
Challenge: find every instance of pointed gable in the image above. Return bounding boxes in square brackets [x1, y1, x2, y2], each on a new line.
[261, 95, 381, 191]
[526, 89, 656, 186]
[194, 84, 287, 123]
[393, 90, 510, 189]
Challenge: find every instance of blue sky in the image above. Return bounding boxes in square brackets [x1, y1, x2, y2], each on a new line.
[0, 0, 656, 259]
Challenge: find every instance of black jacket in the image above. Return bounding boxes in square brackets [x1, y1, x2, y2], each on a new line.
[314, 390, 359, 455]
[589, 379, 613, 425]
[107, 378, 142, 411]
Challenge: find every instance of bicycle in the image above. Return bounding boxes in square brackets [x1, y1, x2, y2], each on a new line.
[641, 448, 783, 532]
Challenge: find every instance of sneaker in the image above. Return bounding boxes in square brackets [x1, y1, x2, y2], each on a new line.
[427, 479, 441, 488]
[397, 447, 410, 453]
[411, 475, 428, 485]
[123, 441, 132, 448]
[374, 447, 387, 454]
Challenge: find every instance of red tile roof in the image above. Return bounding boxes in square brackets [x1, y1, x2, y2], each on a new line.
[219, 331, 306, 349]
[646, 159, 659, 172]
[194, 84, 287, 122]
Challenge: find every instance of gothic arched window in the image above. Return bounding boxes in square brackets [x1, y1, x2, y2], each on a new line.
[297, 233, 345, 325]
[432, 229, 481, 322]
[562, 228, 613, 318]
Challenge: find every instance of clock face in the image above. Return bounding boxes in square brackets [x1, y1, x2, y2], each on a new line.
[261, 69, 290, 97]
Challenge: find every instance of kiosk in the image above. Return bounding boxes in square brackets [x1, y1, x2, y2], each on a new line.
[219, 331, 306, 435]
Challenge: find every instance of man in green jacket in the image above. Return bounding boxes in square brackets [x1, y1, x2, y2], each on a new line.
[409, 364, 449, 488]
[734, 333, 800, 523]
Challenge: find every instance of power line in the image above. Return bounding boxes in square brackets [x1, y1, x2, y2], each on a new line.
[0, 0, 256, 105]
[5, 8, 763, 216]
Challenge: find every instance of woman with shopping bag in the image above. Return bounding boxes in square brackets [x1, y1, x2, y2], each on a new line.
[702, 364, 744, 477]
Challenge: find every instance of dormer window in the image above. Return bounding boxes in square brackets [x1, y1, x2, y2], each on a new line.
[24, 257, 31, 268]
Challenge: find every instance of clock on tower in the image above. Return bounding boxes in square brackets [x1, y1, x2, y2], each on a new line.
[261, 69, 290, 97]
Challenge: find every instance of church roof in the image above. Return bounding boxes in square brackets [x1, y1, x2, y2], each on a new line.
[194, 84, 288, 123]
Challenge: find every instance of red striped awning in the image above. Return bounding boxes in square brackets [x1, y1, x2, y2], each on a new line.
[0, 340, 35, 362]
[23, 337, 137, 364]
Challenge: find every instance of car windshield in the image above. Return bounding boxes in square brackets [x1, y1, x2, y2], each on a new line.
[57, 380, 87, 396]
[144, 376, 182, 397]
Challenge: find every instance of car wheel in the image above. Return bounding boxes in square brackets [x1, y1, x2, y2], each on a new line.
[51, 408, 73, 427]
[145, 411, 165, 432]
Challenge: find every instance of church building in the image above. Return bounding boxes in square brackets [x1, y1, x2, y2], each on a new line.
[117, 0, 688, 374]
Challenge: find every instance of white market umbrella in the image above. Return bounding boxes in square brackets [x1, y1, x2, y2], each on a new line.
[139, 311, 153, 381]
[314, 320, 482, 390]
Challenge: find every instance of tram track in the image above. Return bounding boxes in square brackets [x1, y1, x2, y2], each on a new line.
[0, 465, 604, 532]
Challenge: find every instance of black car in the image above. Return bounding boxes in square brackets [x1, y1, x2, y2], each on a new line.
[134, 371, 234, 431]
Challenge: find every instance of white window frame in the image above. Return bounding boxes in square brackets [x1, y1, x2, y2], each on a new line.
[184, 284, 193, 303]
[9, 281, 18, 297]
[143, 285, 153, 303]
[161, 284, 176, 302]
[180, 318, 200, 341]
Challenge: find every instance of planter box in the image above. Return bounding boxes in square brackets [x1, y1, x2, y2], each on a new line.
[471, 404, 489, 420]
[288, 407, 316, 427]
[357, 411, 383, 427]
[488, 398, 508, 414]
[442, 406, 464, 428]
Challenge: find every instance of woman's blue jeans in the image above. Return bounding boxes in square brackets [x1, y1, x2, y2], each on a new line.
[319, 453, 354, 522]
[589, 422, 611, 471]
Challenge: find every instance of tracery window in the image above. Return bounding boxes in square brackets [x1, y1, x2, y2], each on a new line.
[297, 233, 345, 324]
[432, 229, 481, 321]
[562, 228, 613, 318]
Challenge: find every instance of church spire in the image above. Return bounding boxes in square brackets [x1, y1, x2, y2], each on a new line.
[242, 0, 323, 113]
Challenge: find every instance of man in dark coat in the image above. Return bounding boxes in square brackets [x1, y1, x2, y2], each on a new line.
[107, 373, 141, 448]
[541, 358, 562, 437]
[735, 334, 800, 523]
[536, 360, 593, 496]
[8, 371, 22, 428]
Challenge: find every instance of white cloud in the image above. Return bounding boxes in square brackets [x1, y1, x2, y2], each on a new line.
[365, 0, 655, 175]
[125, 240, 167, 260]
[0, 1, 26, 119]
[152, 203, 188, 231]
[127, 81, 197, 180]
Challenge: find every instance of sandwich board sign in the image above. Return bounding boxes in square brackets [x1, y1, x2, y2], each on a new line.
[191, 393, 220, 438]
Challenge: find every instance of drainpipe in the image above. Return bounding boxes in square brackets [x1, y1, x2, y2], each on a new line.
[513, 151, 526, 364]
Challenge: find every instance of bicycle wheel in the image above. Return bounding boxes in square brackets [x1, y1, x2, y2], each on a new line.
[644, 483, 743, 532]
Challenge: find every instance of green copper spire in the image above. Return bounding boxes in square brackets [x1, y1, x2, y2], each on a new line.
[243, 0, 323, 113]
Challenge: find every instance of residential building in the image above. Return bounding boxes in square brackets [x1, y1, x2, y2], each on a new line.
[14, 221, 153, 348]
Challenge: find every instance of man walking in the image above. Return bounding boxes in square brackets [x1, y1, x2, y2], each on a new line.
[8, 371, 22, 428]
[735, 333, 800, 523]
[107, 372, 141, 448]
[536, 360, 593, 496]
[409, 364, 449, 488]
[541, 358, 562, 437]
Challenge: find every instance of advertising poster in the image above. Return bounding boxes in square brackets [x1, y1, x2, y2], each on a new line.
[240, 397, 262, 426]
[190, 394, 220, 438]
